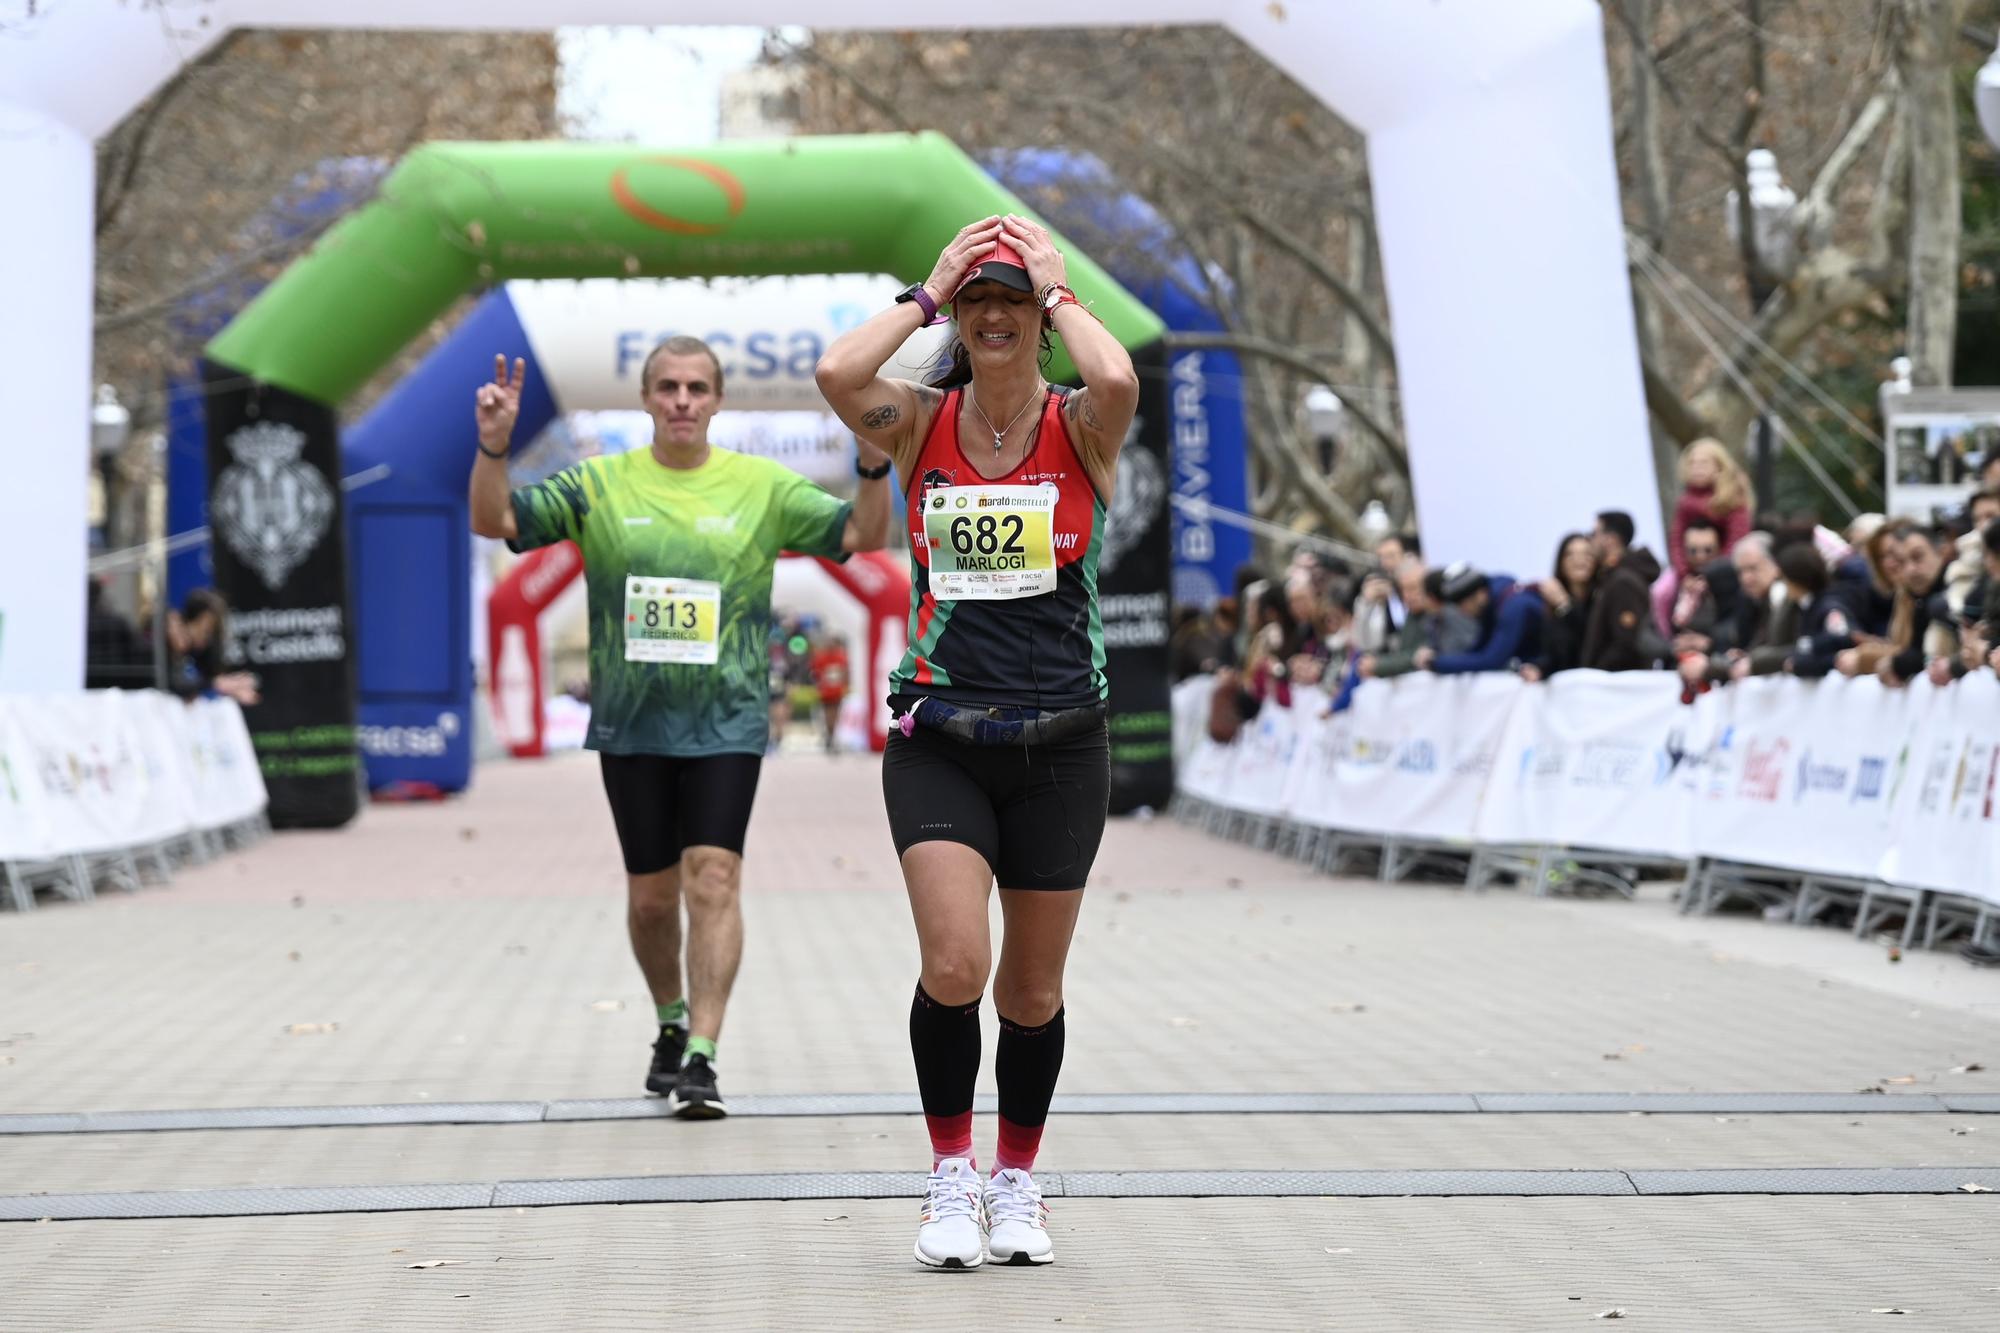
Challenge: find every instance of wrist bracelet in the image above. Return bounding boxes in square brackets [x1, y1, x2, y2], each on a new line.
[477, 442, 508, 460]
[855, 456, 893, 480]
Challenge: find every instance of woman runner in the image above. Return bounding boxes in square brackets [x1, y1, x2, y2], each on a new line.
[817, 215, 1139, 1268]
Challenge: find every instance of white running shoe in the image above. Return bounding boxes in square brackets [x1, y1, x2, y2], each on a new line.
[914, 1158, 986, 1269]
[983, 1168, 1053, 1266]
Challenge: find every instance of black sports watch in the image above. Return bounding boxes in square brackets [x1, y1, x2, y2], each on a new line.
[855, 456, 893, 480]
[894, 283, 941, 324]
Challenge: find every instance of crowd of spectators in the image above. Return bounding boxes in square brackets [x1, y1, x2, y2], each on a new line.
[1172, 439, 2000, 726]
[84, 582, 261, 707]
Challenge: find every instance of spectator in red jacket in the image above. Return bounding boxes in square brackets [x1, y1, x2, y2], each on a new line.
[1669, 439, 1756, 577]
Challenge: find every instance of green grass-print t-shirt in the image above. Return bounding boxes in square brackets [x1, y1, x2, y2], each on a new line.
[509, 447, 853, 757]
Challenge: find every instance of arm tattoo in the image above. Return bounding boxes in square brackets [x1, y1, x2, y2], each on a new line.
[860, 403, 901, 430]
[1076, 392, 1103, 431]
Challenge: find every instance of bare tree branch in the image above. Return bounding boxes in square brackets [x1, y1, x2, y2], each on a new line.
[97, 30, 248, 237]
[766, 32, 913, 132]
[1793, 74, 1898, 251]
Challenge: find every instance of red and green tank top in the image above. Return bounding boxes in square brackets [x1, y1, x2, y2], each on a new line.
[890, 387, 1109, 710]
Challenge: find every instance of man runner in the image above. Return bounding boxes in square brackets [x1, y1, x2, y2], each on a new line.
[470, 337, 893, 1117]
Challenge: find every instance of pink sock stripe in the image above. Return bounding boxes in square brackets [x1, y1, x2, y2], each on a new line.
[925, 1110, 975, 1165]
[994, 1117, 1044, 1174]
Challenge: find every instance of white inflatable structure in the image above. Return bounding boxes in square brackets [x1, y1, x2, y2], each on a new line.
[1, 1, 1652, 691]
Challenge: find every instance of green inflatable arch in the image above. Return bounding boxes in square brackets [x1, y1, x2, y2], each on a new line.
[209, 131, 1163, 399]
[201, 131, 1171, 830]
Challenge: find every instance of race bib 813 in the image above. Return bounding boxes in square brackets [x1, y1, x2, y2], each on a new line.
[624, 576, 720, 664]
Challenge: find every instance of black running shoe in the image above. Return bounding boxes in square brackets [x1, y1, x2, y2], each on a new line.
[666, 1052, 728, 1119]
[645, 1026, 688, 1096]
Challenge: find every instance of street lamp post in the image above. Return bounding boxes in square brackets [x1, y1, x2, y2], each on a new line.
[1975, 36, 2000, 158]
[90, 383, 131, 550]
[1725, 149, 1799, 514]
[1303, 384, 1343, 478]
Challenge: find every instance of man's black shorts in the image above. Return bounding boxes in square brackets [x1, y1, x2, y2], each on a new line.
[599, 752, 763, 875]
[881, 721, 1109, 890]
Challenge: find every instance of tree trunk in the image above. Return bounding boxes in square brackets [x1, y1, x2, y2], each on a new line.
[1898, 0, 1966, 388]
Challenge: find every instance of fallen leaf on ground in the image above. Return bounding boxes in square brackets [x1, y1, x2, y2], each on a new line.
[1324, 1247, 1353, 1254]
[1871, 1309, 1910, 1315]
[407, 1260, 465, 1269]
[1959, 1183, 1993, 1193]
[822, 1215, 848, 1222]
[589, 1000, 624, 1013]
[1950, 1126, 1976, 1135]
[1594, 1310, 1626, 1320]
[284, 1023, 337, 1036]
[1714, 1116, 1738, 1124]
[1883, 1075, 1918, 1086]
[1950, 1063, 1985, 1074]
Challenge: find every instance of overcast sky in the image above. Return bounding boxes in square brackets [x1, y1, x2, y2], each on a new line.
[556, 25, 800, 143]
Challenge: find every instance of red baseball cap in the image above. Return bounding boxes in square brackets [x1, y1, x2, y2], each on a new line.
[952, 237, 1034, 301]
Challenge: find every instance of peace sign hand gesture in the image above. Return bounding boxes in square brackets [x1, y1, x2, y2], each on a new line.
[475, 355, 527, 454]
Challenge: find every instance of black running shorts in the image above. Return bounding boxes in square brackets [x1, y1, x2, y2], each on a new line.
[598, 752, 763, 875]
[881, 720, 1109, 891]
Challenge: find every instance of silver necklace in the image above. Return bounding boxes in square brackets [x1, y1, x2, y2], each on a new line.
[967, 381, 1044, 456]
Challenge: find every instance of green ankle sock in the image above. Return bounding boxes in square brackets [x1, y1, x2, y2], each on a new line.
[657, 1000, 688, 1028]
[683, 1035, 717, 1064]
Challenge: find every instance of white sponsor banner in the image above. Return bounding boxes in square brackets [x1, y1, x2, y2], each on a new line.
[1881, 675, 2000, 903]
[1474, 672, 1694, 858]
[1172, 670, 2000, 901]
[123, 690, 198, 847]
[1230, 701, 1297, 820]
[0, 693, 267, 864]
[1691, 675, 1909, 880]
[510, 274, 951, 413]
[1177, 712, 1238, 807]
[1170, 676, 1212, 772]
[202, 696, 271, 828]
[1326, 675, 1519, 843]
[0, 699, 55, 860]
[13, 692, 150, 856]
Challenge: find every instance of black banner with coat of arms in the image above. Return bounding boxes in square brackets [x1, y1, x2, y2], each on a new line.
[202, 362, 359, 828]
[1096, 340, 1175, 814]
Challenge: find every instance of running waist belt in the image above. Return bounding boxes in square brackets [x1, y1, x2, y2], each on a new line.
[897, 697, 1107, 747]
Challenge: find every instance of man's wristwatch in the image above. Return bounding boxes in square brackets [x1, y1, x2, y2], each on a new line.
[894, 283, 942, 325]
[855, 455, 893, 480]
